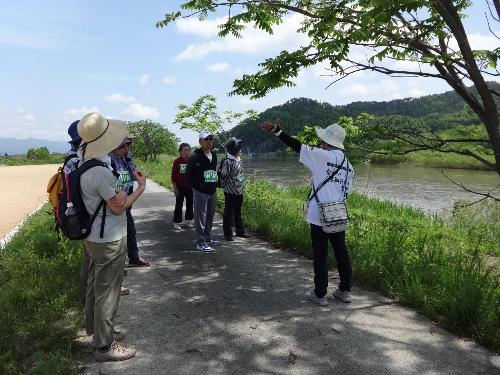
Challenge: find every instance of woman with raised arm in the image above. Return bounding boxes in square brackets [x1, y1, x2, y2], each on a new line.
[260, 119, 354, 305]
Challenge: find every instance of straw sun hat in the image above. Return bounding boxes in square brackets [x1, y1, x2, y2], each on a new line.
[315, 123, 345, 150]
[77, 112, 127, 160]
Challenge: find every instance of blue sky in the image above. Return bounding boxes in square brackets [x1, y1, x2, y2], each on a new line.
[0, 0, 498, 146]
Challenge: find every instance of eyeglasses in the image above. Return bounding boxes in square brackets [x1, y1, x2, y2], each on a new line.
[204, 137, 214, 141]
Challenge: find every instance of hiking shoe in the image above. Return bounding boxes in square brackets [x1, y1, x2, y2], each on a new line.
[90, 331, 125, 349]
[120, 287, 130, 296]
[95, 340, 136, 362]
[128, 258, 150, 267]
[173, 222, 182, 230]
[225, 236, 234, 241]
[210, 239, 221, 246]
[196, 243, 214, 252]
[332, 288, 352, 303]
[308, 290, 328, 306]
[235, 233, 250, 238]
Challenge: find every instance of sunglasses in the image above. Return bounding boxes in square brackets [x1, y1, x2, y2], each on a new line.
[204, 137, 214, 141]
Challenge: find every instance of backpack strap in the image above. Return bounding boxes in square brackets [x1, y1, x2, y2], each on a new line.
[78, 159, 110, 238]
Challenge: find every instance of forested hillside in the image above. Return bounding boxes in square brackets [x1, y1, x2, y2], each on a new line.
[232, 83, 499, 153]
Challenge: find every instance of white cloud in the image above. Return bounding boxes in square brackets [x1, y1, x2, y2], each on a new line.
[207, 62, 230, 72]
[175, 13, 308, 61]
[175, 16, 227, 39]
[138, 73, 149, 86]
[104, 93, 136, 103]
[339, 80, 401, 100]
[64, 106, 98, 120]
[123, 103, 159, 119]
[16, 108, 35, 121]
[162, 76, 176, 84]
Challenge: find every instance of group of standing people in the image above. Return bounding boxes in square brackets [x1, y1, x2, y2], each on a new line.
[171, 131, 249, 253]
[61, 110, 354, 364]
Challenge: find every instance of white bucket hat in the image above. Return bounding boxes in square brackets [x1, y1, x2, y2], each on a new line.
[77, 112, 127, 160]
[315, 123, 345, 150]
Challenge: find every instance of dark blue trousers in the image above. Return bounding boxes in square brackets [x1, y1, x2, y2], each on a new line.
[126, 208, 139, 263]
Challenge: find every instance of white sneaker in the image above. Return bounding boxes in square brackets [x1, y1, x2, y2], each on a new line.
[185, 220, 194, 228]
[95, 340, 136, 362]
[332, 288, 352, 303]
[173, 223, 182, 230]
[196, 243, 214, 252]
[308, 290, 328, 306]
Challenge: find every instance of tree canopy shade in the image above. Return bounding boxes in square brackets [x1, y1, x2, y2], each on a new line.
[158, 1, 500, 175]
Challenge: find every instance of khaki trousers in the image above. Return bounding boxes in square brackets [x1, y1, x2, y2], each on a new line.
[85, 237, 127, 348]
[79, 242, 91, 306]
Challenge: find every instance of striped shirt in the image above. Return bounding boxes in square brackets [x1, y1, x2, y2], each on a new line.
[219, 154, 244, 195]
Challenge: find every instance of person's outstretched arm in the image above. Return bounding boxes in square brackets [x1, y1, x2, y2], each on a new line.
[260, 119, 301, 153]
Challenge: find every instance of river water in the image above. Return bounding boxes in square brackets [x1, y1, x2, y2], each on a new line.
[242, 155, 499, 216]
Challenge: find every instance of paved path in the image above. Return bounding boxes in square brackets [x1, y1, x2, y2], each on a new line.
[81, 180, 499, 375]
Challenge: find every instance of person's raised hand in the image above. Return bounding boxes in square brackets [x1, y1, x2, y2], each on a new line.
[260, 121, 274, 132]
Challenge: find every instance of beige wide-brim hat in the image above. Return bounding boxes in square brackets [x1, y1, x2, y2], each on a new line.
[77, 112, 127, 160]
[316, 123, 345, 150]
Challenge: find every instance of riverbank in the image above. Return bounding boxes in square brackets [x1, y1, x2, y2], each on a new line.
[368, 149, 493, 170]
[138, 156, 499, 351]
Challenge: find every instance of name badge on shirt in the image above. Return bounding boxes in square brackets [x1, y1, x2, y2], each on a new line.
[116, 171, 131, 191]
[204, 170, 217, 183]
[179, 164, 187, 174]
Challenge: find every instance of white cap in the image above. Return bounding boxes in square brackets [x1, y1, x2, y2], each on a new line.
[199, 130, 213, 139]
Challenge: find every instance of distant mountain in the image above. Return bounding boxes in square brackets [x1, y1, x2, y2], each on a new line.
[231, 82, 499, 153]
[0, 137, 68, 156]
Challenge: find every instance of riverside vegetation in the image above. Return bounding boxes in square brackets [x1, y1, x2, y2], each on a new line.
[0, 155, 497, 374]
[138, 155, 499, 351]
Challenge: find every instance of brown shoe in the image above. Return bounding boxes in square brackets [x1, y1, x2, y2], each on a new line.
[128, 258, 150, 267]
[95, 340, 136, 362]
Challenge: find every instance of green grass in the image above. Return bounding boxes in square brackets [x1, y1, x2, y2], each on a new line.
[368, 150, 492, 170]
[140, 156, 500, 352]
[0, 207, 82, 374]
[0, 154, 64, 166]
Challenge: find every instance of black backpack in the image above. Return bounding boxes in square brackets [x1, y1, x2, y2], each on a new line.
[56, 159, 111, 240]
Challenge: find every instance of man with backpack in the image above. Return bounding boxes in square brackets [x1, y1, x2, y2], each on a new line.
[76, 112, 147, 362]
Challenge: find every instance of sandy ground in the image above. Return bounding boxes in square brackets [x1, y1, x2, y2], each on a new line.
[0, 164, 60, 238]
